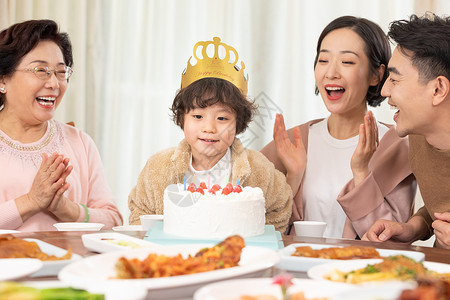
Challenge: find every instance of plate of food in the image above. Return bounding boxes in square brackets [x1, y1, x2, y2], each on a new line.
[27, 239, 82, 277]
[194, 278, 359, 300]
[59, 236, 280, 300]
[307, 255, 450, 284]
[9, 281, 147, 300]
[82, 232, 160, 253]
[276, 243, 425, 272]
[333, 276, 450, 300]
[0, 236, 81, 277]
[0, 258, 43, 281]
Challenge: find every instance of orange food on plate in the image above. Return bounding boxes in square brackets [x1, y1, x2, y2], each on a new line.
[292, 245, 381, 260]
[115, 235, 245, 279]
[399, 276, 450, 300]
[0, 236, 72, 261]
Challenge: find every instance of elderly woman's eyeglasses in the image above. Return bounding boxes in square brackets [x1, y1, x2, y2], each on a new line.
[16, 66, 73, 81]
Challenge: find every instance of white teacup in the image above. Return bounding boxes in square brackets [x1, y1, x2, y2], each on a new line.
[139, 214, 163, 231]
[293, 221, 327, 237]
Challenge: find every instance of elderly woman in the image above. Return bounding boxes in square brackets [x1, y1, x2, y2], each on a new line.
[0, 19, 122, 231]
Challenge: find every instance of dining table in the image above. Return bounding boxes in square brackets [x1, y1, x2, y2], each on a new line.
[3, 230, 450, 299]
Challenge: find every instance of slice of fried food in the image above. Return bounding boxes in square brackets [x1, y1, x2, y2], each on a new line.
[292, 245, 380, 260]
[0, 236, 72, 261]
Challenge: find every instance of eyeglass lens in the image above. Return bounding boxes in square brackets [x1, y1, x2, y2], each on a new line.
[33, 66, 72, 80]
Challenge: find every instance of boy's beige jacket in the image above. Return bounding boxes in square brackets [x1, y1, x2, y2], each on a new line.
[129, 138, 293, 233]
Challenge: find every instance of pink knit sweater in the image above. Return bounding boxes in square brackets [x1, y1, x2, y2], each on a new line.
[0, 120, 123, 231]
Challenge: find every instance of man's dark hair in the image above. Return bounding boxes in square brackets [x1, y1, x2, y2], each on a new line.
[388, 13, 450, 84]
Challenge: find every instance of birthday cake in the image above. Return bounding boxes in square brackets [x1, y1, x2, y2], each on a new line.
[163, 183, 266, 238]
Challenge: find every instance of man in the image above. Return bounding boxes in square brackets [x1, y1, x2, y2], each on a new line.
[363, 13, 450, 248]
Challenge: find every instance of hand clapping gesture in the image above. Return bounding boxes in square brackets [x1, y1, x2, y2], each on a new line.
[273, 113, 307, 194]
[27, 153, 73, 217]
[350, 111, 379, 186]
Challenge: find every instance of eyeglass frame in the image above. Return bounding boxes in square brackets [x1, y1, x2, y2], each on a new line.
[15, 66, 73, 81]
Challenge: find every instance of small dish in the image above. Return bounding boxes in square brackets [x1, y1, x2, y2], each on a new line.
[139, 215, 163, 231]
[0, 229, 20, 234]
[82, 232, 160, 253]
[53, 222, 104, 231]
[112, 225, 143, 231]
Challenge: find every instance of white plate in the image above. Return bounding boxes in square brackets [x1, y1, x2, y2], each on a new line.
[112, 225, 143, 231]
[276, 243, 425, 272]
[0, 258, 43, 280]
[81, 232, 160, 253]
[59, 244, 280, 300]
[307, 259, 450, 282]
[333, 281, 417, 300]
[22, 281, 147, 300]
[53, 222, 104, 231]
[194, 278, 359, 300]
[24, 238, 82, 277]
[0, 229, 20, 234]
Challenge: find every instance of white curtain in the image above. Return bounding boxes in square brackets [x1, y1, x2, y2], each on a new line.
[1, 0, 448, 223]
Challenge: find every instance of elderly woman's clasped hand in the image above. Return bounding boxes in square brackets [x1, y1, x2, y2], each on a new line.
[28, 153, 75, 218]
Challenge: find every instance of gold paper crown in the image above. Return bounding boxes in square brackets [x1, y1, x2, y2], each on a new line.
[181, 37, 248, 96]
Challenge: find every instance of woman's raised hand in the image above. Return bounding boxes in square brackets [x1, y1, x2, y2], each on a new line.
[350, 111, 379, 186]
[273, 114, 307, 193]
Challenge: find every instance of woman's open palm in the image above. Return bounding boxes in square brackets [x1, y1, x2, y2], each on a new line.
[273, 114, 307, 177]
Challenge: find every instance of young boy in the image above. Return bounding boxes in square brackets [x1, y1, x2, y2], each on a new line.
[128, 37, 292, 232]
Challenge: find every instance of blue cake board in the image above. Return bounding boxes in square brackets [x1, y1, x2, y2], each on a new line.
[144, 222, 283, 250]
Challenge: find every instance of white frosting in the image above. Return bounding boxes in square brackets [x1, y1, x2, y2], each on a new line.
[163, 184, 266, 238]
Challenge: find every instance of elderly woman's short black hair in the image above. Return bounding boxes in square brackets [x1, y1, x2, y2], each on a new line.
[171, 78, 257, 135]
[313, 16, 391, 107]
[0, 19, 72, 107]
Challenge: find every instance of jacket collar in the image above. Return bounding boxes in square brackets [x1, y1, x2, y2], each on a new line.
[170, 138, 251, 185]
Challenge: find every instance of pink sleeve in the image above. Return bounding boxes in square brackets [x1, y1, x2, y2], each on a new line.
[0, 200, 23, 229]
[338, 173, 416, 238]
[337, 129, 416, 238]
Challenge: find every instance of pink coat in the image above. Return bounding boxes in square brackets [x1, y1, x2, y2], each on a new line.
[261, 119, 416, 238]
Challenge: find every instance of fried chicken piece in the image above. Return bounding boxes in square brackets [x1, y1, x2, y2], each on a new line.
[0, 236, 72, 261]
[292, 245, 380, 260]
[399, 277, 450, 300]
[115, 235, 245, 279]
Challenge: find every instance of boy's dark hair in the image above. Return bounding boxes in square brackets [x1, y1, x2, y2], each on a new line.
[388, 13, 450, 84]
[171, 78, 257, 135]
[314, 16, 391, 107]
[0, 19, 73, 107]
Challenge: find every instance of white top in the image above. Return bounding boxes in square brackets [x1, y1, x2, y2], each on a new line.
[302, 118, 389, 238]
[186, 148, 232, 187]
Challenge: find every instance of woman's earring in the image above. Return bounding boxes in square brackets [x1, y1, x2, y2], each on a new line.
[0, 87, 5, 93]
